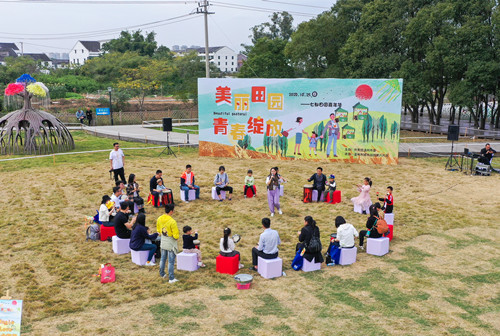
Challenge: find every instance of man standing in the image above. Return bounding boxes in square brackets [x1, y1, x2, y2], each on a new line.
[479, 143, 496, 165]
[85, 107, 93, 126]
[180, 164, 200, 203]
[109, 142, 126, 182]
[249, 218, 281, 271]
[320, 113, 339, 157]
[307, 167, 327, 202]
[157, 204, 179, 283]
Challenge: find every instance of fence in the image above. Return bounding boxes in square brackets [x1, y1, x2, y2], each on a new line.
[54, 109, 198, 126]
[400, 121, 500, 140]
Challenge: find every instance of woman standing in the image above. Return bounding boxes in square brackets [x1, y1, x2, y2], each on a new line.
[286, 117, 306, 156]
[351, 177, 372, 214]
[266, 167, 283, 216]
[296, 216, 324, 263]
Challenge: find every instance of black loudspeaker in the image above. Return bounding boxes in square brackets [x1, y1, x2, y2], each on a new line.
[162, 118, 172, 132]
[447, 125, 459, 141]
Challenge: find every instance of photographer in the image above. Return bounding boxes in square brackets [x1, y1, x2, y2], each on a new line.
[478, 143, 496, 165]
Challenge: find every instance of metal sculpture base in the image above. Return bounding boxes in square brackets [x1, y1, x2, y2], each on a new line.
[158, 132, 176, 158]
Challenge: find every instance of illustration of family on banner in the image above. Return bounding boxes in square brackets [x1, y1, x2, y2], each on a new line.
[198, 78, 403, 164]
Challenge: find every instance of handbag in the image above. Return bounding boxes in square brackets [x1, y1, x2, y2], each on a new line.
[291, 249, 304, 271]
[100, 263, 115, 283]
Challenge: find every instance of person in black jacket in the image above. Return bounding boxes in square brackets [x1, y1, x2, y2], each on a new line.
[129, 212, 158, 266]
[296, 216, 324, 263]
[358, 203, 383, 250]
[307, 167, 327, 202]
[478, 143, 496, 165]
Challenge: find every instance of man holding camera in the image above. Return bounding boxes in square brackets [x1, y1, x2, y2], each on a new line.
[478, 143, 496, 165]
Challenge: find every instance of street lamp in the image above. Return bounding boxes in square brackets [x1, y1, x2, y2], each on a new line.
[108, 87, 114, 125]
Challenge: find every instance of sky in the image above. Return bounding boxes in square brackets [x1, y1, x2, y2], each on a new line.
[0, 0, 335, 55]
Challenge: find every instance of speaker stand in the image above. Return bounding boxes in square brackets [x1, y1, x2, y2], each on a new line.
[158, 132, 177, 158]
[445, 140, 460, 170]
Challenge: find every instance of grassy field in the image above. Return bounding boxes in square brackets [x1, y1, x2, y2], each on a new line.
[1, 132, 499, 336]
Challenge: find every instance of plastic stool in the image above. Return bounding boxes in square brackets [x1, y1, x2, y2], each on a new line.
[386, 224, 393, 241]
[112, 236, 130, 254]
[180, 189, 196, 202]
[177, 252, 199, 271]
[212, 187, 226, 200]
[279, 185, 284, 197]
[258, 257, 282, 279]
[100, 225, 116, 241]
[302, 257, 321, 272]
[311, 190, 326, 202]
[385, 213, 394, 225]
[216, 254, 239, 275]
[245, 185, 257, 198]
[366, 237, 389, 256]
[131, 250, 155, 266]
[339, 247, 357, 265]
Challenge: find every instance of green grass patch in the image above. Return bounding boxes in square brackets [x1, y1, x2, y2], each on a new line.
[208, 282, 226, 289]
[177, 322, 200, 332]
[272, 324, 295, 335]
[219, 295, 237, 301]
[461, 272, 500, 285]
[223, 317, 260, 336]
[149, 302, 207, 325]
[56, 321, 77, 332]
[253, 294, 291, 318]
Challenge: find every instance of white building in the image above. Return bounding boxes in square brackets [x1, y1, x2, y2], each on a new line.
[177, 46, 239, 73]
[69, 41, 101, 66]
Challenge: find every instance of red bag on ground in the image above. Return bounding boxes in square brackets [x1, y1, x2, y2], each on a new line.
[100, 263, 115, 283]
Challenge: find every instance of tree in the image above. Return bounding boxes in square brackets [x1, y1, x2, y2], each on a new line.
[238, 37, 294, 78]
[250, 11, 294, 44]
[81, 51, 149, 84]
[102, 30, 158, 57]
[117, 59, 173, 112]
[0, 57, 38, 85]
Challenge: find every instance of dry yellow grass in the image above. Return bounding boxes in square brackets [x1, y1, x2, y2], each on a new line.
[1, 146, 499, 336]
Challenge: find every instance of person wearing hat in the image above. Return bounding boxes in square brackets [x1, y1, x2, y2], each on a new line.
[323, 174, 336, 203]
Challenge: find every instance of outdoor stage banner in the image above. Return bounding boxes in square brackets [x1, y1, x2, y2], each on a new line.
[198, 78, 403, 164]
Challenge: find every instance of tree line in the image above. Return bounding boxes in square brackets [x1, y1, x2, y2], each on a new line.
[239, 0, 500, 130]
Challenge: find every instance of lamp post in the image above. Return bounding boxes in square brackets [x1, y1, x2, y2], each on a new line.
[108, 87, 114, 125]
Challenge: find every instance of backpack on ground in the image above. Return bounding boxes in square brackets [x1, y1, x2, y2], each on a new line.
[306, 227, 322, 254]
[86, 223, 101, 241]
[374, 217, 389, 235]
[291, 249, 304, 270]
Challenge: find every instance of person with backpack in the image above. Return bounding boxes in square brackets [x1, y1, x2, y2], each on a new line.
[359, 203, 384, 250]
[296, 216, 324, 264]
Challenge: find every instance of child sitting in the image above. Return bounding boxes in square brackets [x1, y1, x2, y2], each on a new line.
[377, 186, 394, 213]
[154, 179, 169, 206]
[323, 174, 336, 203]
[182, 225, 205, 267]
[219, 227, 244, 269]
[306, 131, 318, 156]
[244, 169, 256, 198]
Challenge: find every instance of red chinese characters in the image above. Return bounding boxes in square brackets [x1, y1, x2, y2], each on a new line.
[251, 86, 266, 102]
[216, 86, 232, 105]
[213, 118, 228, 135]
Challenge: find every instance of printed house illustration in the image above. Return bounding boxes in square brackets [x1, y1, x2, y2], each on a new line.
[335, 107, 348, 122]
[342, 124, 356, 139]
[352, 102, 369, 120]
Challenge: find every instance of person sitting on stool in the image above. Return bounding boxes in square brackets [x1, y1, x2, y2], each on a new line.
[249, 218, 280, 271]
[478, 143, 496, 165]
[307, 167, 327, 202]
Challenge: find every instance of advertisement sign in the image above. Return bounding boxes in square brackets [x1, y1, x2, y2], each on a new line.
[0, 300, 23, 336]
[198, 78, 403, 164]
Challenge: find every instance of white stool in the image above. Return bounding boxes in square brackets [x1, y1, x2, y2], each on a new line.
[279, 185, 284, 197]
[339, 247, 357, 265]
[180, 189, 196, 202]
[131, 250, 155, 266]
[311, 190, 326, 202]
[302, 257, 321, 272]
[366, 237, 389, 256]
[385, 213, 394, 225]
[177, 252, 199, 271]
[211, 187, 226, 200]
[258, 257, 282, 279]
[112, 236, 130, 254]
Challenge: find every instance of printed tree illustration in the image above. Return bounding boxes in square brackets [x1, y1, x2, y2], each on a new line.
[0, 74, 74, 155]
[379, 115, 388, 139]
[313, 121, 326, 151]
[237, 134, 252, 149]
[279, 135, 288, 156]
[361, 113, 373, 142]
[390, 121, 399, 140]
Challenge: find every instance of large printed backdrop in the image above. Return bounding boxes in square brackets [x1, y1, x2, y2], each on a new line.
[198, 78, 403, 164]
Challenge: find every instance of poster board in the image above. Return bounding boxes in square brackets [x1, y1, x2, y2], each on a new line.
[198, 78, 403, 164]
[0, 300, 23, 336]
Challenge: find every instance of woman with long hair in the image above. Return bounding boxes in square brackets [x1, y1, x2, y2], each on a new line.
[296, 216, 324, 263]
[99, 195, 115, 227]
[351, 177, 372, 214]
[129, 212, 159, 266]
[219, 227, 244, 269]
[127, 173, 144, 213]
[266, 167, 283, 216]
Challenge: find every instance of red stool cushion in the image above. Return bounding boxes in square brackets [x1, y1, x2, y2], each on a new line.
[100, 225, 116, 241]
[216, 255, 239, 275]
[245, 186, 257, 198]
[387, 224, 393, 241]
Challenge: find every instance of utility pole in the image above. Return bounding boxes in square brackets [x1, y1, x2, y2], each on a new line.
[196, 1, 214, 78]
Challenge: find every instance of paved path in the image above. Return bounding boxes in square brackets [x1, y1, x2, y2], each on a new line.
[80, 124, 499, 156]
